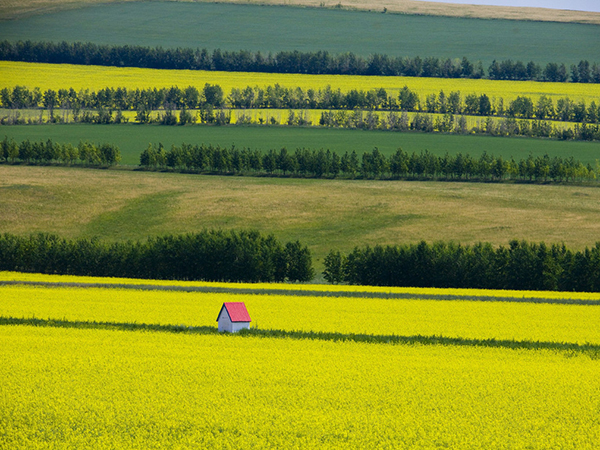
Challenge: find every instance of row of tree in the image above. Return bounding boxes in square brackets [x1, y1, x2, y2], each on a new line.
[0, 137, 121, 166]
[4, 106, 597, 142]
[3, 84, 599, 124]
[2, 232, 600, 291]
[140, 143, 596, 182]
[0, 231, 314, 282]
[318, 111, 600, 141]
[1, 40, 598, 83]
[2, 135, 596, 179]
[488, 59, 597, 83]
[323, 241, 600, 292]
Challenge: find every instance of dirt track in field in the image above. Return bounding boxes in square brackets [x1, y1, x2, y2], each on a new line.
[2, 280, 597, 305]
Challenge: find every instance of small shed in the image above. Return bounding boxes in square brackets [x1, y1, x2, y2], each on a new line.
[216, 302, 252, 333]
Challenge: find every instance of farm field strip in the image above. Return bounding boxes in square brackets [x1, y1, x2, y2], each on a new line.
[3, 165, 600, 266]
[2, 0, 600, 25]
[3, 61, 599, 103]
[3, 325, 599, 449]
[3, 124, 600, 167]
[2, 278, 600, 306]
[3, 271, 600, 301]
[2, 108, 584, 132]
[1, 1, 599, 65]
[2, 283, 600, 345]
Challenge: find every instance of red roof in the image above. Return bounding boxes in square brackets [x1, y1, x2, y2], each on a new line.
[217, 302, 252, 322]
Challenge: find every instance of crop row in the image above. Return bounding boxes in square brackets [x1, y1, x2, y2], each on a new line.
[2, 282, 600, 345]
[4, 271, 600, 302]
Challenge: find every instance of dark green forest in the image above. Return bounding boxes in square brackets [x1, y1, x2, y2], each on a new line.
[0, 231, 314, 282]
[324, 241, 600, 292]
[2, 231, 600, 291]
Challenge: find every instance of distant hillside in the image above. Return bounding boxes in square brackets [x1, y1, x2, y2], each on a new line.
[1, 2, 598, 67]
[1, 0, 599, 24]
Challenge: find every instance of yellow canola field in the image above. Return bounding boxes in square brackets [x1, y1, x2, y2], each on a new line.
[2, 284, 600, 344]
[3, 61, 599, 103]
[3, 278, 600, 448]
[2, 325, 599, 449]
[3, 271, 600, 301]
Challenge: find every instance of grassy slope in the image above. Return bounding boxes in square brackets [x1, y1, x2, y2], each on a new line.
[0, 3, 598, 66]
[1, 0, 599, 24]
[2, 124, 600, 166]
[2, 165, 600, 273]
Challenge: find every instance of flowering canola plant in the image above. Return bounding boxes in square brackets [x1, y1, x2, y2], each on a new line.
[1, 283, 600, 344]
[1, 326, 599, 449]
[2, 274, 600, 448]
[2, 271, 600, 301]
[2, 61, 598, 104]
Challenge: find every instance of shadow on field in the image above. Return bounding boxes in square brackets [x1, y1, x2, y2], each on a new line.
[2, 316, 599, 359]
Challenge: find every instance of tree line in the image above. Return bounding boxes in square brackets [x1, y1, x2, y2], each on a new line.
[317, 111, 600, 141]
[0, 231, 314, 282]
[2, 137, 595, 180]
[6, 107, 597, 142]
[2, 232, 600, 291]
[0, 137, 121, 166]
[0, 136, 121, 167]
[323, 241, 600, 292]
[3, 84, 599, 126]
[140, 143, 596, 182]
[1, 40, 598, 83]
[323, 240, 600, 292]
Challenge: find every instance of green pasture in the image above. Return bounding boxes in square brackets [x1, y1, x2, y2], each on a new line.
[0, 2, 598, 66]
[2, 165, 600, 275]
[2, 123, 600, 166]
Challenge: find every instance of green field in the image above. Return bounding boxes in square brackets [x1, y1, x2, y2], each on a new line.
[0, 2, 598, 66]
[2, 164, 600, 274]
[3, 123, 600, 166]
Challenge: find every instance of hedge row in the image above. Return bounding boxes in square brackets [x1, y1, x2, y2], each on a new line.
[323, 241, 600, 292]
[0, 231, 314, 282]
[2, 233, 600, 291]
[1, 40, 598, 83]
[0, 137, 121, 166]
[141, 143, 596, 182]
[3, 84, 599, 124]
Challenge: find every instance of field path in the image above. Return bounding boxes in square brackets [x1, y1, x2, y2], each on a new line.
[2, 280, 599, 305]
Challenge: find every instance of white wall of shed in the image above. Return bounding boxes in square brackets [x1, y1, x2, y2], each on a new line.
[231, 322, 250, 333]
[218, 312, 233, 332]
